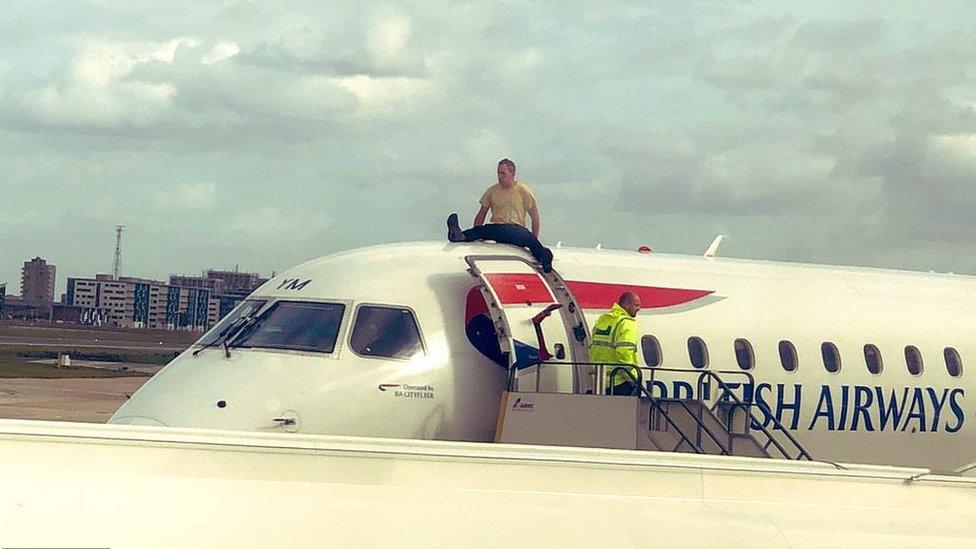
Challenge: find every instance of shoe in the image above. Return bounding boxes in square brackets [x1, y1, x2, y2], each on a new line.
[447, 213, 464, 242]
[539, 248, 554, 273]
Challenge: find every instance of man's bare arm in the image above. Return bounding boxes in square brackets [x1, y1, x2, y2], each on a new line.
[473, 205, 489, 227]
[529, 208, 540, 238]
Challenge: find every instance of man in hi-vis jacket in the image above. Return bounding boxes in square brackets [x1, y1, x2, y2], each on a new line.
[588, 292, 641, 395]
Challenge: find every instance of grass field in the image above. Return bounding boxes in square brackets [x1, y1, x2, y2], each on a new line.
[0, 324, 186, 378]
[0, 360, 149, 379]
[0, 345, 165, 378]
[0, 323, 199, 345]
[3, 345, 178, 365]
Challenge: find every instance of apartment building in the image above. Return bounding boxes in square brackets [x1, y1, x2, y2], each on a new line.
[21, 257, 55, 307]
[66, 275, 221, 330]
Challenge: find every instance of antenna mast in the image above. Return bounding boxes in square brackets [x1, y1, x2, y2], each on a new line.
[113, 225, 125, 279]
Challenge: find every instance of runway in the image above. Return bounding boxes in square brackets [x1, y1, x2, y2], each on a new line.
[0, 334, 188, 352]
[0, 377, 149, 423]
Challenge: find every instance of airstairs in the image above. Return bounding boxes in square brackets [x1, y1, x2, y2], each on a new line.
[463, 250, 812, 461]
[497, 365, 812, 461]
[642, 398, 769, 457]
[633, 368, 812, 459]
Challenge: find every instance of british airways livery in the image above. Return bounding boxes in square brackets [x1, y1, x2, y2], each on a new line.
[108, 240, 976, 472]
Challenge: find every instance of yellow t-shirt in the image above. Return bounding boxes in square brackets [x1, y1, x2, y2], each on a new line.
[479, 181, 538, 226]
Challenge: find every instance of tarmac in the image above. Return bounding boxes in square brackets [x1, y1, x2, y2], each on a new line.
[0, 326, 185, 423]
[0, 377, 150, 423]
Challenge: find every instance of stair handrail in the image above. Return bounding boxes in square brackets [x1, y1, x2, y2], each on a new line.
[607, 365, 733, 456]
[645, 366, 756, 394]
[643, 366, 812, 461]
[647, 366, 756, 434]
[651, 397, 733, 455]
[696, 369, 812, 461]
[647, 366, 752, 444]
[639, 398, 706, 455]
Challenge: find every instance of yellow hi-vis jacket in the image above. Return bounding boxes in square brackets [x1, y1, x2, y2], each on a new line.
[588, 303, 639, 389]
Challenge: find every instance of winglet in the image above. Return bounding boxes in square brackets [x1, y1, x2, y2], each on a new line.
[704, 235, 726, 258]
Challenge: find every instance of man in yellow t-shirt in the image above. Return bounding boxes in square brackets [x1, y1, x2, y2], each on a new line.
[447, 158, 553, 272]
[476, 159, 540, 237]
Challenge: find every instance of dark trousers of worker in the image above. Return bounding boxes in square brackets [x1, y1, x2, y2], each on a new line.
[461, 223, 552, 266]
[606, 381, 637, 396]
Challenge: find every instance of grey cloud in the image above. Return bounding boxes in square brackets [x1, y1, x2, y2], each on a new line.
[3, 2, 976, 294]
[788, 19, 886, 51]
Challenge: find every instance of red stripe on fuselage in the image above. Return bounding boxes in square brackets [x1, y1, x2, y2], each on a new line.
[483, 273, 556, 305]
[473, 275, 713, 310]
[566, 280, 713, 310]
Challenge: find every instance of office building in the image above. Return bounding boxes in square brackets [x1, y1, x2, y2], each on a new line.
[169, 274, 224, 294]
[66, 275, 220, 330]
[205, 269, 267, 294]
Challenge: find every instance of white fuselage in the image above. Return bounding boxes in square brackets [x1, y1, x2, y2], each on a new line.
[110, 241, 976, 471]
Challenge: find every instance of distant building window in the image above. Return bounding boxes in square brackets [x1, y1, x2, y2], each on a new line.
[905, 346, 923, 376]
[779, 340, 798, 372]
[351, 305, 424, 360]
[945, 347, 963, 378]
[687, 337, 708, 369]
[863, 344, 883, 375]
[734, 338, 754, 370]
[821, 342, 841, 373]
[641, 335, 662, 367]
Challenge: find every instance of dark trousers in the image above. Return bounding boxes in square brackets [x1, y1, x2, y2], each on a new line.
[606, 381, 637, 396]
[461, 223, 551, 266]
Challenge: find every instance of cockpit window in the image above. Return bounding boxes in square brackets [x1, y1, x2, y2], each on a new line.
[230, 301, 345, 353]
[198, 299, 266, 346]
[350, 306, 424, 360]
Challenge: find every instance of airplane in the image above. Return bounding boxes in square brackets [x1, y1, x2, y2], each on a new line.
[109, 239, 976, 472]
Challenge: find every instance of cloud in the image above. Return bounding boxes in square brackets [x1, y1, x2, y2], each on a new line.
[153, 182, 217, 212]
[10, 36, 197, 128]
[789, 19, 885, 51]
[223, 207, 333, 245]
[201, 41, 240, 65]
[934, 133, 976, 161]
[2, 1, 976, 292]
[366, 7, 412, 66]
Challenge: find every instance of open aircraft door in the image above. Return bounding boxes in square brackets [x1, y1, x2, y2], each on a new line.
[465, 255, 592, 394]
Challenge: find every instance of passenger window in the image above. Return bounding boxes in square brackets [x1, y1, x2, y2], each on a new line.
[778, 340, 798, 372]
[821, 342, 841, 373]
[232, 301, 345, 353]
[905, 346, 923, 376]
[688, 337, 708, 369]
[641, 335, 662, 367]
[863, 344, 883, 375]
[198, 299, 266, 346]
[351, 306, 424, 360]
[734, 339, 754, 370]
[945, 347, 963, 377]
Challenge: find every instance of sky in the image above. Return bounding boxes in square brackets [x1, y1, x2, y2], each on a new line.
[1, 1, 975, 296]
